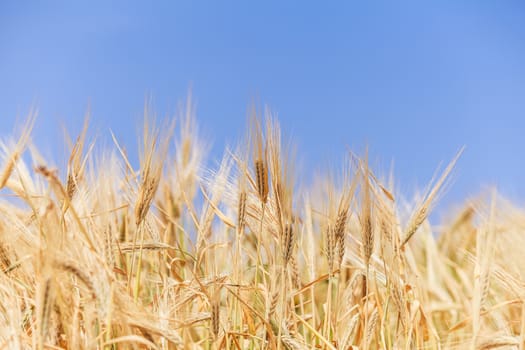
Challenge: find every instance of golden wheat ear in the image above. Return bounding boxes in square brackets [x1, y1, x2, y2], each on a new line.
[134, 112, 174, 226]
[401, 147, 464, 247]
[360, 150, 374, 273]
[0, 112, 36, 189]
[250, 106, 269, 205]
[266, 115, 296, 267]
[66, 113, 91, 200]
[335, 165, 357, 269]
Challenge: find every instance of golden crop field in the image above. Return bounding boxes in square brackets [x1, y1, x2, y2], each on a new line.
[0, 109, 523, 350]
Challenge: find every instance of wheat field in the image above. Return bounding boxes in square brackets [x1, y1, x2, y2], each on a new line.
[0, 105, 524, 350]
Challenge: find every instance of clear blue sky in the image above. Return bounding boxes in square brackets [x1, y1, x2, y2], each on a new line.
[1, 1, 525, 215]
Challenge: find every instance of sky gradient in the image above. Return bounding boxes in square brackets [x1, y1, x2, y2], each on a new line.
[1, 1, 525, 218]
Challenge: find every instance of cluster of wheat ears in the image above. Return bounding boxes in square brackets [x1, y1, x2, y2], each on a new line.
[0, 103, 524, 350]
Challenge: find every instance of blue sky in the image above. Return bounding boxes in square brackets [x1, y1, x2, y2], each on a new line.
[1, 1, 525, 216]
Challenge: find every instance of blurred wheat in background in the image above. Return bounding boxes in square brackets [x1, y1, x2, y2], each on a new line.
[1, 103, 524, 350]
